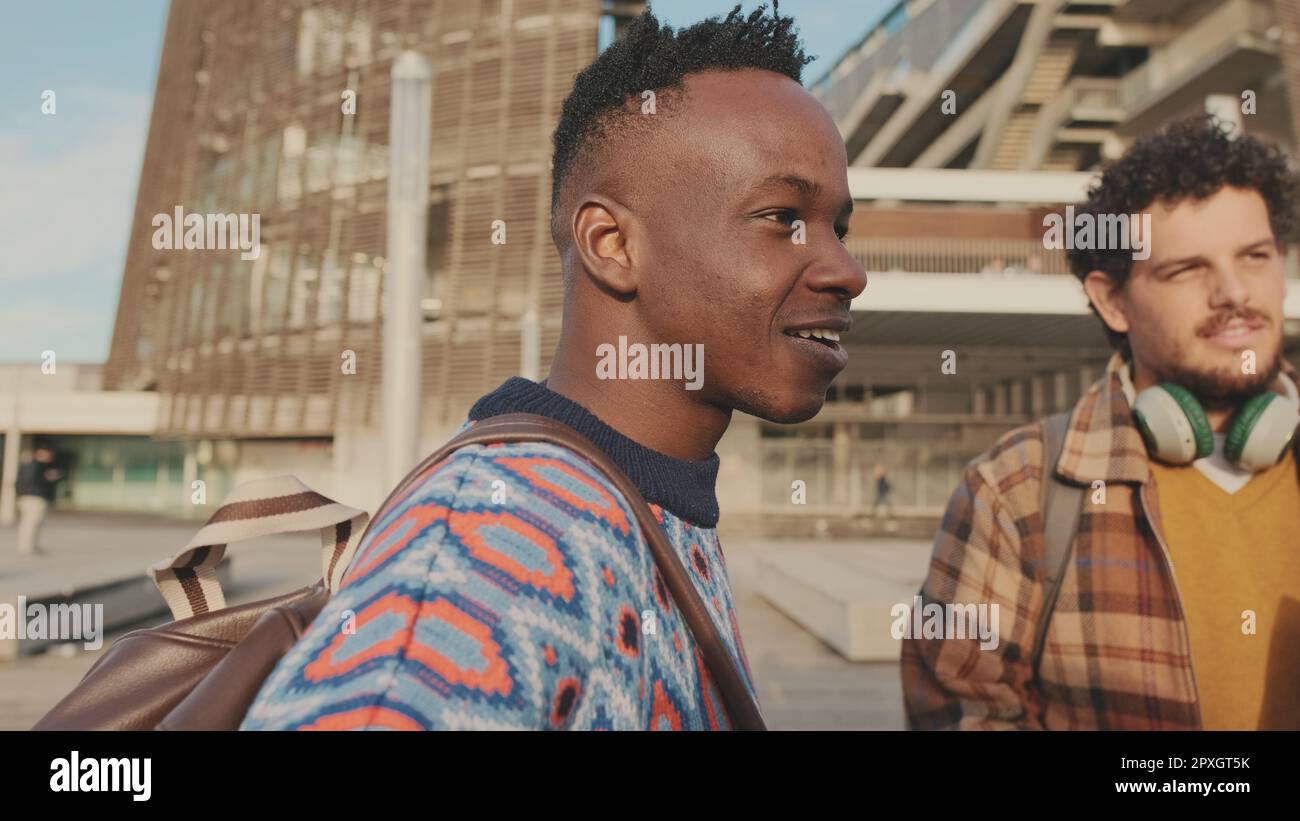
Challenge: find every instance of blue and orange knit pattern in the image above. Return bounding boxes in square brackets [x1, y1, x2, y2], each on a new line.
[241, 437, 758, 730]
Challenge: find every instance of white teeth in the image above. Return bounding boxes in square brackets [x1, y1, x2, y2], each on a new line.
[789, 328, 841, 342]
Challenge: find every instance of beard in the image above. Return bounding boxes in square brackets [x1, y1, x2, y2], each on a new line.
[1153, 308, 1283, 412]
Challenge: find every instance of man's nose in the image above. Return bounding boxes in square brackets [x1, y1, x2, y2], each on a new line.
[806, 242, 868, 301]
[1209, 262, 1251, 307]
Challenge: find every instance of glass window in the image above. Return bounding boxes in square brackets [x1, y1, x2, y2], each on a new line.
[288, 250, 317, 329]
[223, 260, 249, 337]
[188, 269, 206, 343]
[264, 244, 291, 330]
[257, 135, 279, 207]
[347, 260, 379, 323]
[278, 124, 305, 202]
[317, 250, 344, 326]
[296, 9, 319, 76]
[306, 134, 333, 193]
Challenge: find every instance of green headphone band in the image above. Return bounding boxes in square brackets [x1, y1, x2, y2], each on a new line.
[1223, 392, 1276, 463]
[1157, 382, 1214, 460]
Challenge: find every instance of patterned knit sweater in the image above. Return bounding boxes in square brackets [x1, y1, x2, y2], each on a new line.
[240, 377, 759, 730]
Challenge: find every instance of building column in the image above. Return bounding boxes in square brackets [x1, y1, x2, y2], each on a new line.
[0, 426, 21, 526]
[1054, 371, 1069, 411]
[182, 446, 197, 507]
[383, 52, 432, 491]
[113, 462, 127, 508]
[1274, 0, 1300, 149]
[993, 382, 1009, 415]
[1030, 374, 1047, 418]
[155, 456, 169, 511]
[1009, 380, 1026, 415]
[1079, 363, 1096, 396]
[832, 422, 851, 507]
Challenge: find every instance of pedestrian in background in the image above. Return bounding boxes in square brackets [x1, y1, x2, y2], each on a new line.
[15, 446, 61, 555]
[872, 464, 893, 518]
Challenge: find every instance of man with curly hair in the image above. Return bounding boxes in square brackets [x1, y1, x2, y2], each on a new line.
[902, 114, 1300, 730]
[242, 3, 865, 731]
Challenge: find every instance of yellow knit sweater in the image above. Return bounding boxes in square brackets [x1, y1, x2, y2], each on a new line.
[1149, 449, 1300, 729]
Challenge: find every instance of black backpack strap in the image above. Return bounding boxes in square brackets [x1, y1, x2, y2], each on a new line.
[1032, 410, 1085, 675]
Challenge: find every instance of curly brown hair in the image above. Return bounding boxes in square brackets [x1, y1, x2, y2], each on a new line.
[1067, 114, 1300, 350]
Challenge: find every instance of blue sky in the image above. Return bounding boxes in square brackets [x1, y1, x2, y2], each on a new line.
[0, 0, 890, 364]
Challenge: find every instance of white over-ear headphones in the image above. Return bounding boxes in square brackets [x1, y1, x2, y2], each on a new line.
[1119, 362, 1300, 471]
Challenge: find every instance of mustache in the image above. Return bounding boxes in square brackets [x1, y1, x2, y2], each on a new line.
[1195, 308, 1273, 337]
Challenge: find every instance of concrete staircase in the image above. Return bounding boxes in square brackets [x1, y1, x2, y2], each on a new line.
[753, 540, 933, 662]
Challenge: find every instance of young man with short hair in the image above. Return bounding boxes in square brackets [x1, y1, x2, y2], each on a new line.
[244, 4, 865, 731]
[902, 115, 1300, 730]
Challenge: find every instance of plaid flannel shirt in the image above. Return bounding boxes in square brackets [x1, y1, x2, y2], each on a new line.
[902, 351, 1299, 730]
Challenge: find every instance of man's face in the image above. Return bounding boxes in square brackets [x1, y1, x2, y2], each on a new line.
[631, 68, 867, 423]
[1107, 186, 1287, 406]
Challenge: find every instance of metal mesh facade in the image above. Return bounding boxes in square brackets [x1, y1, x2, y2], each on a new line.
[105, 0, 643, 437]
[1277, 0, 1300, 146]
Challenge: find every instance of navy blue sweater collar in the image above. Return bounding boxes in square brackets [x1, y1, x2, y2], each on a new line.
[468, 377, 720, 528]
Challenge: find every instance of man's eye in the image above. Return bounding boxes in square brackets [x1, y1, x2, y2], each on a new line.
[763, 210, 798, 226]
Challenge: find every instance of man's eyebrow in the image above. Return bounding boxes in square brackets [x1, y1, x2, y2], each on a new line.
[748, 174, 854, 218]
[1149, 253, 1205, 276]
[751, 174, 823, 197]
[1149, 236, 1277, 274]
[1237, 236, 1278, 253]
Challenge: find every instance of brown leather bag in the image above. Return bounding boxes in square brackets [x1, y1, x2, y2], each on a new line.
[33, 413, 766, 731]
[32, 477, 369, 732]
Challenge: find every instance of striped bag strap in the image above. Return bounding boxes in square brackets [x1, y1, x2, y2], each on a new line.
[147, 476, 369, 620]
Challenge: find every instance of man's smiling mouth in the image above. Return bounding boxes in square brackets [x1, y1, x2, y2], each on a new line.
[784, 327, 841, 347]
[780, 320, 850, 371]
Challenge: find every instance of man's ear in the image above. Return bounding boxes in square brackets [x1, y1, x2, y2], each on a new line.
[570, 194, 639, 297]
[1082, 269, 1131, 337]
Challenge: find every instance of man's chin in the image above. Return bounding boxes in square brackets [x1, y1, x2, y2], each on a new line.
[1160, 349, 1282, 406]
[735, 388, 828, 424]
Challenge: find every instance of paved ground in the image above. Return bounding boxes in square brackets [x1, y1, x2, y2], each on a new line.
[1, 512, 926, 730]
[722, 537, 923, 730]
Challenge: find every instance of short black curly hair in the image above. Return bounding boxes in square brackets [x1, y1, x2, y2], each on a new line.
[1068, 113, 1300, 350]
[548, 2, 812, 229]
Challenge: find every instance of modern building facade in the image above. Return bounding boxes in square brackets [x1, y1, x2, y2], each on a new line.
[815, 0, 1300, 170]
[78, 0, 1300, 532]
[103, 0, 645, 513]
[773, 0, 1300, 534]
